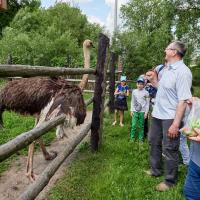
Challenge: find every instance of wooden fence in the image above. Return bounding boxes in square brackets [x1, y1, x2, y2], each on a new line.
[0, 33, 118, 200]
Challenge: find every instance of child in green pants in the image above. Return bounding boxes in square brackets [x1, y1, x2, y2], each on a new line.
[130, 77, 149, 142]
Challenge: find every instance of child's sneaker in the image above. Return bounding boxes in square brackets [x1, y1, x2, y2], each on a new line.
[119, 123, 124, 127]
[112, 121, 117, 126]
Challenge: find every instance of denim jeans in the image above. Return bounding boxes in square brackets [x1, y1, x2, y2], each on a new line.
[179, 133, 190, 165]
[184, 160, 200, 200]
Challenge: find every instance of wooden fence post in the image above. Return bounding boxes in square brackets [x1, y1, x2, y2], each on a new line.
[90, 33, 109, 151]
[0, 0, 7, 10]
[108, 52, 117, 113]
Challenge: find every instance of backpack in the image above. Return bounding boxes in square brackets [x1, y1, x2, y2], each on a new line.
[157, 64, 165, 74]
[145, 85, 157, 98]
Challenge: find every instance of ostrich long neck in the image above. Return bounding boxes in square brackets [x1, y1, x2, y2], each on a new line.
[79, 45, 91, 90]
[83, 45, 90, 69]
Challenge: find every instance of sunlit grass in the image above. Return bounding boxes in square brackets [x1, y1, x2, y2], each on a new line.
[45, 112, 187, 200]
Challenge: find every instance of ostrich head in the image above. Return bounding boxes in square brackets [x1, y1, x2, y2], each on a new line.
[83, 39, 94, 49]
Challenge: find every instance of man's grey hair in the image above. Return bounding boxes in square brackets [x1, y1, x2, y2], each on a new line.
[172, 41, 187, 58]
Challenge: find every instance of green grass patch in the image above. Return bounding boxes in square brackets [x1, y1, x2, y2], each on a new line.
[45, 112, 187, 200]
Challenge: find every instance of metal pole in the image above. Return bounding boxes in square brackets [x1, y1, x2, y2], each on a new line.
[114, 0, 118, 32]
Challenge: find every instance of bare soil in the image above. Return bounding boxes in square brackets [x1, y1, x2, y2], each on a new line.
[0, 112, 92, 200]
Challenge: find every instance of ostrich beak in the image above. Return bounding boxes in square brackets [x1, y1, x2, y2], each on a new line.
[90, 42, 95, 48]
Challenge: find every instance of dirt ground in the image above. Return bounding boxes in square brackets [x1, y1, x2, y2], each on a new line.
[0, 112, 92, 200]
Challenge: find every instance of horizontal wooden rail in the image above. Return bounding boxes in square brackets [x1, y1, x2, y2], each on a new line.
[17, 122, 91, 200]
[0, 115, 66, 162]
[67, 78, 117, 83]
[67, 79, 135, 83]
[0, 65, 95, 77]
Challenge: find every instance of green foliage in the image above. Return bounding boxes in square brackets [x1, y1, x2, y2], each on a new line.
[0, 3, 102, 67]
[114, 0, 200, 78]
[191, 67, 200, 86]
[114, 0, 174, 77]
[0, 0, 41, 37]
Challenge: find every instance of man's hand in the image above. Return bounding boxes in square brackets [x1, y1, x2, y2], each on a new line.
[186, 97, 199, 105]
[144, 113, 148, 119]
[188, 128, 200, 143]
[168, 123, 179, 138]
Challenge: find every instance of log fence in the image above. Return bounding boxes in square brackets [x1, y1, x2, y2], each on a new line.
[0, 33, 115, 199]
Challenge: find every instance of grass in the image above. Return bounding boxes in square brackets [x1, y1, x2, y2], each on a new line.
[45, 88, 200, 200]
[44, 111, 187, 200]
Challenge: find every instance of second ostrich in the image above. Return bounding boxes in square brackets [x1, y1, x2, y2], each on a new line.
[0, 39, 93, 181]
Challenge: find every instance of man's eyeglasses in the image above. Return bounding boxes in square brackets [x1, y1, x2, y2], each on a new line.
[165, 48, 184, 56]
[165, 48, 176, 51]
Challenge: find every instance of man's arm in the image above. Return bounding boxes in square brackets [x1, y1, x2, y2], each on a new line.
[168, 100, 187, 138]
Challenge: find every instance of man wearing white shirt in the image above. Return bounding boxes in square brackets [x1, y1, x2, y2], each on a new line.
[148, 41, 192, 191]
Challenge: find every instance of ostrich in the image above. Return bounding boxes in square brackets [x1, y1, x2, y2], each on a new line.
[0, 39, 93, 181]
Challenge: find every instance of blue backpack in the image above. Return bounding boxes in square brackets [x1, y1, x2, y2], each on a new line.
[145, 85, 157, 98]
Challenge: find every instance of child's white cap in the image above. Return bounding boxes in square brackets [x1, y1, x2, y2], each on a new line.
[120, 76, 127, 82]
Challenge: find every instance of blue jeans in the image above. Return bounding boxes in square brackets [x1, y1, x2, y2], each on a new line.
[184, 160, 200, 200]
[179, 133, 190, 165]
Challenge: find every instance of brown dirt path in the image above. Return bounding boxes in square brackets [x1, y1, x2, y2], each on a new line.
[0, 111, 92, 200]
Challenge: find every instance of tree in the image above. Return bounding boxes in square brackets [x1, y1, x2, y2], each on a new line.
[0, 2, 102, 67]
[0, 0, 40, 37]
[114, 0, 200, 78]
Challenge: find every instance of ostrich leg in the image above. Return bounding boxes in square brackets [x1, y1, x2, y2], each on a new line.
[25, 139, 57, 181]
[37, 138, 57, 160]
[26, 142, 36, 182]
[26, 118, 57, 181]
[35, 117, 57, 160]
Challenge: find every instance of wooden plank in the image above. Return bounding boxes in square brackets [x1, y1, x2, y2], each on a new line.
[0, 65, 95, 77]
[0, 0, 7, 10]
